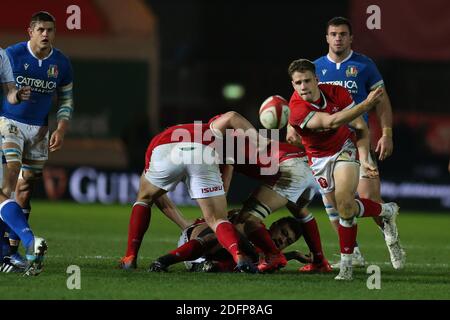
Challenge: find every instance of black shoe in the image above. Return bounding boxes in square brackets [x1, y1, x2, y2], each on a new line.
[191, 260, 219, 273]
[148, 260, 168, 272]
[1, 256, 25, 273]
[235, 258, 258, 274]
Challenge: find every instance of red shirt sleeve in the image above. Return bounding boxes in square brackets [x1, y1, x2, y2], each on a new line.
[208, 114, 223, 126]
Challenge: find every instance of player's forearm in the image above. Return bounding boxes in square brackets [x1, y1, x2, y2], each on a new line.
[221, 164, 234, 194]
[355, 127, 371, 162]
[375, 92, 393, 138]
[328, 101, 373, 129]
[56, 83, 74, 123]
[155, 194, 191, 229]
[286, 124, 303, 147]
[3, 83, 19, 104]
[56, 119, 70, 135]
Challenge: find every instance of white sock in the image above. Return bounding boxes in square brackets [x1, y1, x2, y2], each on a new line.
[341, 253, 353, 267]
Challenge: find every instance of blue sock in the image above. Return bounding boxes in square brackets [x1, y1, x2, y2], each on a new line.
[10, 208, 30, 237]
[0, 221, 7, 260]
[0, 200, 34, 249]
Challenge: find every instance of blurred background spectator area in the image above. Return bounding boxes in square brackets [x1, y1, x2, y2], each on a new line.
[0, 0, 449, 209]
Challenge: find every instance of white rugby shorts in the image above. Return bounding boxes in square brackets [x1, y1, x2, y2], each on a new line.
[144, 142, 225, 199]
[309, 139, 359, 194]
[265, 157, 317, 204]
[0, 117, 49, 161]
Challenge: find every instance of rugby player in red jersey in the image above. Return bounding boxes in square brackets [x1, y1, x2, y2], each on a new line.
[286, 59, 401, 280]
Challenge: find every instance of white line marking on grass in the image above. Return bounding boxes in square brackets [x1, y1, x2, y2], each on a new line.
[45, 255, 449, 268]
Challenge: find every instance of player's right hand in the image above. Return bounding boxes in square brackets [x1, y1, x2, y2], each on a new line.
[366, 86, 384, 107]
[17, 86, 31, 101]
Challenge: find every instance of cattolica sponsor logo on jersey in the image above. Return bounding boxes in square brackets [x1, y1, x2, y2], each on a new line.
[322, 80, 358, 93]
[16, 76, 57, 92]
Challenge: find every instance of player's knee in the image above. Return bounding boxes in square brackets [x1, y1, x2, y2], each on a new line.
[336, 198, 355, 219]
[15, 188, 32, 202]
[6, 162, 21, 176]
[203, 215, 226, 231]
[21, 169, 42, 182]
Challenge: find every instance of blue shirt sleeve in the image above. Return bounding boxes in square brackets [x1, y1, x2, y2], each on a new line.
[0, 49, 14, 83]
[365, 57, 384, 91]
[60, 57, 74, 87]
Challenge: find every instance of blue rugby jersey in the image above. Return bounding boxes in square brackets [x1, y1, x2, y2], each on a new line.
[2, 41, 73, 126]
[314, 51, 383, 122]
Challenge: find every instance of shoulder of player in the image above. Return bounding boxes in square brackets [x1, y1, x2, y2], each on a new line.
[351, 51, 377, 66]
[5, 42, 27, 56]
[52, 48, 71, 63]
[313, 55, 327, 65]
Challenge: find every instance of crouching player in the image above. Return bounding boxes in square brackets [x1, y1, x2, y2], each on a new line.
[149, 211, 311, 273]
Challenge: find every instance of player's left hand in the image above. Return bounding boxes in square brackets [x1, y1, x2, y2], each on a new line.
[361, 160, 379, 178]
[49, 129, 65, 152]
[375, 135, 393, 161]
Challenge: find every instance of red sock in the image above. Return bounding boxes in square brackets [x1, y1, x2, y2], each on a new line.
[125, 202, 151, 257]
[169, 239, 204, 262]
[301, 217, 325, 263]
[247, 224, 279, 255]
[215, 221, 241, 262]
[356, 198, 382, 217]
[338, 219, 357, 254]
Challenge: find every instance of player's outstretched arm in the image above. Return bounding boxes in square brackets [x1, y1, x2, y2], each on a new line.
[305, 87, 384, 131]
[155, 194, 193, 229]
[211, 111, 269, 151]
[375, 89, 394, 160]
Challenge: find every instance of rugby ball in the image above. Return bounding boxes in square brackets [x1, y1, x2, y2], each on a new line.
[259, 95, 290, 129]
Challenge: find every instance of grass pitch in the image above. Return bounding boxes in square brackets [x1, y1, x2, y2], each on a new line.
[0, 201, 449, 300]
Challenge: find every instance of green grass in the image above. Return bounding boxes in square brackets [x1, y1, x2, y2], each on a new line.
[1, 201, 449, 300]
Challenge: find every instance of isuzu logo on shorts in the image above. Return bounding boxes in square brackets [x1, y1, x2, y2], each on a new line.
[201, 186, 223, 193]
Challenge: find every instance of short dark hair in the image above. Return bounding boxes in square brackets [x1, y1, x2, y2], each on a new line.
[288, 59, 316, 78]
[327, 16, 352, 35]
[30, 11, 56, 28]
[272, 216, 303, 240]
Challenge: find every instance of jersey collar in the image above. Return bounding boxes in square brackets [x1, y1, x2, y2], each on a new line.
[310, 90, 327, 110]
[326, 50, 353, 70]
[27, 41, 54, 63]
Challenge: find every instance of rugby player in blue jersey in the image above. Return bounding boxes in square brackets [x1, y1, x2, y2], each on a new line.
[0, 46, 46, 275]
[1, 11, 73, 268]
[313, 17, 404, 269]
